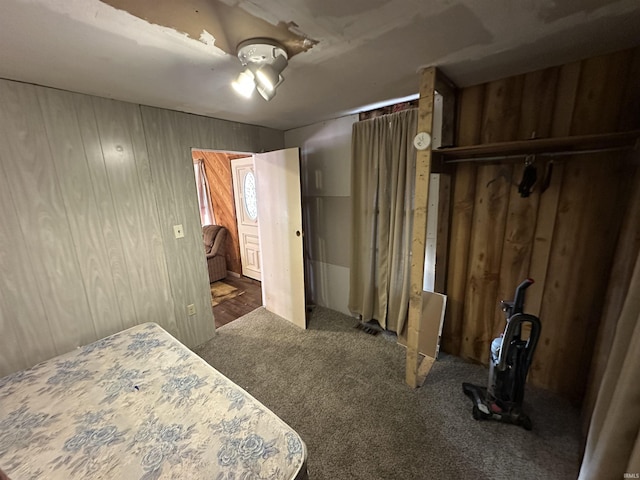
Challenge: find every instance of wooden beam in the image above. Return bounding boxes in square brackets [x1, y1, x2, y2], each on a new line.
[406, 67, 436, 388]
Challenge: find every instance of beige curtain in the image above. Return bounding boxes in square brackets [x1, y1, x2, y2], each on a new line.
[348, 108, 417, 332]
[194, 159, 215, 226]
[579, 251, 640, 479]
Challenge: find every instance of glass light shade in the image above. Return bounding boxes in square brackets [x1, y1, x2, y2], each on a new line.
[232, 69, 256, 98]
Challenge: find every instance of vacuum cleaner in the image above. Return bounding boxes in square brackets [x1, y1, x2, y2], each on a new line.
[462, 278, 541, 430]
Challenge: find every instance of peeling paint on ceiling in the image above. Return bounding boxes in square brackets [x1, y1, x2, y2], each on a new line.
[100, 0, 318, 57]
[0, 0, 638, 131]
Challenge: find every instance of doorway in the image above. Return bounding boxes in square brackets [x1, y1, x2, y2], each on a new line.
[231, 156, 262, 281]
[192, 147, 307, 330]
[192, 149, 262, 327]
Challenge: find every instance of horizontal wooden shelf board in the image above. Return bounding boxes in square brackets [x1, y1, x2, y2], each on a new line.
[434, 130, 640, 162]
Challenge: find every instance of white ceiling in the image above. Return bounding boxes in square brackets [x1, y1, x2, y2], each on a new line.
[0, 0, 639, 131]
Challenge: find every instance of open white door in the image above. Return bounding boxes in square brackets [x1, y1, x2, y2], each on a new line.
[254, 148, 306, 329]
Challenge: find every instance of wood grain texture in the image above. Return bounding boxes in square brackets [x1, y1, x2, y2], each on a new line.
[406, 67, 436, 387]
[480, 75, 525, 143]
[73, 93, 138, 331]
[0, 81, 96, 354]
[525, 162, 564, 320]
[494, 163, 538, 324]
[460, 164, 511, 361]
[91, 100, 176, 337]
[442, 47, 639, 404]
[0, 160, 55, 373]
[0, 78, 283, 376]
[37, 87, 126, 340]
[517, 67, 559, 140]
[570, 49, 632, 135]
[618, 48, 640, 131]
[550, 61, 581, 137]
[459, 74, 523, 361]
[441, 85, 483, 354]
[196, 150, 245, 275]
[139, 107, 213, 347]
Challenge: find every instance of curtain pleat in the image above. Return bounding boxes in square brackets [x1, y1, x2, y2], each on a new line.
[348, 109, 417, 332]
[579, 251, 640, 478]
[194, 159, 215, 226]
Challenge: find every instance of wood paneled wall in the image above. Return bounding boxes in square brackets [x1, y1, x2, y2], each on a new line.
[442, 47, 640, 404]
[194, 150, 246, 275]
[0, 79, 283, 377]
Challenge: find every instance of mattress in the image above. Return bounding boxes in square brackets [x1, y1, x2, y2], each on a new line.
[0, 323, 307, 480]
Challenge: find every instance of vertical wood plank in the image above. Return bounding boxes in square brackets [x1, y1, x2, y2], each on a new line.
[550, 61, 581, 137]
[92, 98, 176, 336]
[480, 75, 525, 143]
[36, 87, 126, 339]
[571, 50, 633, 135]
[0, 81, 96, 353]
[73, 94, 138, 330]
[494, 162, 539, 333]
[459, 75, 523, 362]
[496, 66, 558, 332]
[441, 164, 476, 354]
[435, 71, 457, 148]
[0, 164, 55, 374]
[434, 174, 451, 294]
[536, 155, 630, 401]
[617, 47, 640, 131]
[525, 161, 564, 320]
[517, 67, 559, 139]
[442, 85, 483, 354]
[140, 107, 215, 347]
[406, 67, 436, 387]
[459, 165, 511, 361]
[526, 59, 580, 329]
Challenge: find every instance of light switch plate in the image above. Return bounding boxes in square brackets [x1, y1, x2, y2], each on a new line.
[173, 224, 184, 238]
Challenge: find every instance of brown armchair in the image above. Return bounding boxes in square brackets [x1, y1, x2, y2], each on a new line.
[203, 225, 227, 283]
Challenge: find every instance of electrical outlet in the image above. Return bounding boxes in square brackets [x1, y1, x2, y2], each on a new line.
[187, 304, 196, 316]
[173, 224, 184, 238]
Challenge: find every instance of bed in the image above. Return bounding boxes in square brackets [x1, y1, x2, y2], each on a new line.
[0, 323, 307, 480]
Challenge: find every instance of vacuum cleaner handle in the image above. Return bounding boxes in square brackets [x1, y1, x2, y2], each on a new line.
[512, 278, 534, 315]
[497, 313, 541, 371]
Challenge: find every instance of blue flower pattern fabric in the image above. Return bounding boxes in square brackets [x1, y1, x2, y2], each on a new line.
[0, 323, 306, 479]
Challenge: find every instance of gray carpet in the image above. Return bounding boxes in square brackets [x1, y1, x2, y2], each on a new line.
[193, 306, 582, 480]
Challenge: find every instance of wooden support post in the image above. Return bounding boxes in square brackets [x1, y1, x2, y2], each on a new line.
[406, 67, 436, 388]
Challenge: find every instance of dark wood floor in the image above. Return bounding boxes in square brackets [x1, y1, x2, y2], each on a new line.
[212, 275, 262, 329]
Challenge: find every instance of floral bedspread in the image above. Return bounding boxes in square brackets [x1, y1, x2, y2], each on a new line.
[0, 323, 307, 480]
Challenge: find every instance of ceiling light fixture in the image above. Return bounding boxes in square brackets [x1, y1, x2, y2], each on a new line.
[232, 38, 288, 101]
